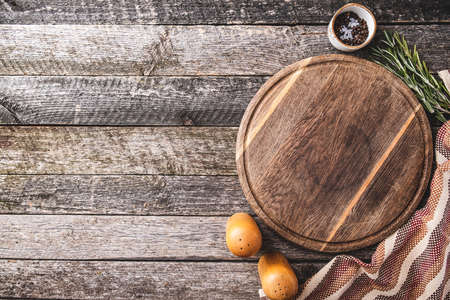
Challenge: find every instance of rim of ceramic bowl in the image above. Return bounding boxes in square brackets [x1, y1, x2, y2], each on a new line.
[330, 3, 377, 50]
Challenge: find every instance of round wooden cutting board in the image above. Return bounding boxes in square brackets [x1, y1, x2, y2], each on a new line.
[236, 54, 432, 252]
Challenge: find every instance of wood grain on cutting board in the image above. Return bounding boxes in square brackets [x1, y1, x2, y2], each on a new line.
[237, 54, 432, 252]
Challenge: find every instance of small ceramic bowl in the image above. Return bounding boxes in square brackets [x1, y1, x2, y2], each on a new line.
[328, 3, 377, 52]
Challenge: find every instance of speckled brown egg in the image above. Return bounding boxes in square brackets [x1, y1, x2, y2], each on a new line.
[258, 252, 298, 300]
[226, 212, 262, 257]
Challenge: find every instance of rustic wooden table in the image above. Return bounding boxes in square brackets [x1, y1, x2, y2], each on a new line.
[0, 1, 448, 299]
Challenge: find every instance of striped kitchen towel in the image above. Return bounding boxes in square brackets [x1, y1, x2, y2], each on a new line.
[298, 120, 450, 299]
[259, 71, 450, 300]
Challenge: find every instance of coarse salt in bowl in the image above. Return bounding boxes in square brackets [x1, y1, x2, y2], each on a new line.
[328, 3, 377, 52]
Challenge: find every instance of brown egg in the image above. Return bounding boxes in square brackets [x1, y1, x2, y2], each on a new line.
[258, 252, 298, 300]
[226, 212, 262, 257]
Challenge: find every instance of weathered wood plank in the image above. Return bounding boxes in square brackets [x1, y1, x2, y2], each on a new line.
[0, 175, 249, 215]
[0, 25, 447, 75]
[0, 0, 447, 25]
[0, 77, 445, 126]
[0, 170, 434, 218]
[0, 215, 375, 261]
[0, 171, 431, 218]
[0, 260, 323, 299]
[0, 126, 236, 175]
[0, 76, 264, 125]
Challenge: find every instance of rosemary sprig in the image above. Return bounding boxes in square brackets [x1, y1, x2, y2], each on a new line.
[370, 31, 450, 122]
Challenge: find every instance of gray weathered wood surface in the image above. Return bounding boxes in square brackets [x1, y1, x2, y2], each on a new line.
[0, 171, 434, 216]
[0, 76, 264, 125]
[0, 0, 447, 24]
[0, 126, 236, 175]
[0, 260, 323, 299]
[0, 25, 447, 76]
[0, 215, 375, 261]
[0, 0, 447, 298]
[0, 77, 446, 127]
[0, 175, 248, 215]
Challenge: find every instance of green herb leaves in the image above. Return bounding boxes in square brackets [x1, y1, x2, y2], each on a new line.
[371, 31, 450, 122]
